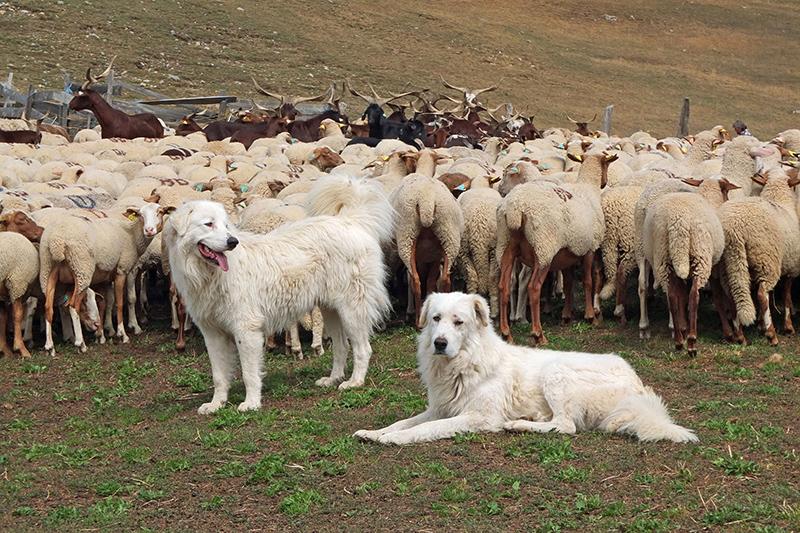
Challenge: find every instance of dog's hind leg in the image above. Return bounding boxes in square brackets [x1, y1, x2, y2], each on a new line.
[236, 329, 265, 412]
[197, 329, 237, 415]
[315, 311, 348, 387]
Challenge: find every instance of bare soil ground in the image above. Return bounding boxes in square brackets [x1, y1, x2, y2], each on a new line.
[1, 0, 798, 137]
[0, 294, 798, 531]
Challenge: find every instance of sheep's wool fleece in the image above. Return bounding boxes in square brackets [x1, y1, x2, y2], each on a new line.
[392, 174, 464, 268]
[0, 232, 38, 301]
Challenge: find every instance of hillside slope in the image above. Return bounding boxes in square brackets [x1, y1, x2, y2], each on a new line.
[1, 0, 797, 136]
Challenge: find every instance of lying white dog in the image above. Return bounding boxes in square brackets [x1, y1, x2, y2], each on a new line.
[355, 292, 698, 445]
[164, 176, 392, 414]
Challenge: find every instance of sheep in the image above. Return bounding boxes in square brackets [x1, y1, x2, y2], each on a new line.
[641, 178, 738, 355]
[316, 119, 349, 152]
[391, 171, 463, 326]
[497, 152, 617, 345]
[750, 167, 800, 335]
[716, 167, 800, 346]
[0, 212, 44, 358]
[39, 200, 163, 354]
[457, 187, 502, 317]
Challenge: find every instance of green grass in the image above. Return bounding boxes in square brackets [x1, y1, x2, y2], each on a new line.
[0, 300, 797, 530]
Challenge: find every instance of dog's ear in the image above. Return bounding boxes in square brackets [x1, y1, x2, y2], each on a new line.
[472, 295, 490, 328]
[418, 294, 433, 329]
[166, 205, 193, 237]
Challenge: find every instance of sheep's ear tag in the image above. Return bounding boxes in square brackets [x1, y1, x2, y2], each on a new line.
[58, 295, 69, 307]
[194, 183, 204, 191]
[453, 184, 467, 191]
[127, 213, 138, 221]
[240, 184, 249, 193]
[539, 162, 551, 170]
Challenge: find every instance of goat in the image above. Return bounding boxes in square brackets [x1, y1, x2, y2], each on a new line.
[567, 113, 597, 137]
[69, 58, 164, 139]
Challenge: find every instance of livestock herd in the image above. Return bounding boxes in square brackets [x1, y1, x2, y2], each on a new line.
[1, 60, 800, 373]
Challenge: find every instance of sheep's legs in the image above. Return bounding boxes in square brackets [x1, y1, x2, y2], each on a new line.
[113, 273, 129, 343]
[23, 297, 36, 344]
[311, 306, 324, 356]
[287, 323, 303, 360]
[637, 258, 650, 339]
[439, 256, 452, 292]
[757, 283, 778, 346]
[591, 251, 603, 324]
[12, 299, 30, 358]
[498, 246, 517, 342]
[782, 277, 794, 335]
[710, 271, 736, 343]
[126, 272, 142, 335]
[528, 264, 550, 346]
[509, 261, 519, 321]
[0, 305, 11, 358]
[686, 276, 701, 357]
[44, 266, 59, 356]
[667, 273, 686, 351]
[614, 265, 627, 325]
[560, 269, 574, 325]
[409, 239, 423, 329]
[514, 265, 531, 323]
[582, 252, 598, 324]
[67, 287, 87, 352]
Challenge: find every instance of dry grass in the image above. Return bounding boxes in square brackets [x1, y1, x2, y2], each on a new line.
[1, 0, 798, 136]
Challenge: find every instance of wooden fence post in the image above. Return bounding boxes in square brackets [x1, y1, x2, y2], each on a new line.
[24, 84, 34, 120]
[602, 104, 614, 135]
[106, 68, 114, 106]
[677, 97, 690, 137]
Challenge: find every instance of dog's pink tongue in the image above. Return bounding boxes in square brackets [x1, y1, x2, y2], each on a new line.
[216, 252, 229, 272]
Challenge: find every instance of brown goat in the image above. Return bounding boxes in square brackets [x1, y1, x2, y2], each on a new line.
[69, 58, 164, 139]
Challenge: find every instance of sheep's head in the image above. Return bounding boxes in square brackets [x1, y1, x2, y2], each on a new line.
[123, 201, 164, 238]
[0, 210, 44, 242]
[309, 147, 345, 172]
[682, 177, 740, 203]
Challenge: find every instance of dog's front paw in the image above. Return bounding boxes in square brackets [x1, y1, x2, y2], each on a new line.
[376, 433, 406, 446]
[338, 378, 364, 390]
[237, 400, 261, 412]
[353, 429, 382, 442]
[503, 420, 529, 432]
[197, 401, 224, 415]
[315, 376, 342, 387]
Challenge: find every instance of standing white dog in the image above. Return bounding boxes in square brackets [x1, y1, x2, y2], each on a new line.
[164, 176, 392, 414]
[355, 292, 698, 445]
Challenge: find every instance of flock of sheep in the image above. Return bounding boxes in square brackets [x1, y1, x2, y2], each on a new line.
[1, 112, 799, 363]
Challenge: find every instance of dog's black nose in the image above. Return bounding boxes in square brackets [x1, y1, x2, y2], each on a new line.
[226, 236, 239, 250]
[434, 337, 448, 352]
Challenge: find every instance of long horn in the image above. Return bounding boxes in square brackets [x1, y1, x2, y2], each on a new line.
[588, 113, 598, 123]
[251, 76, 286, 105]
[440, 75, 468, 94]
[345, 79, 373, 103]
[292, 88, 330, 105]
[472, 85, 497, 97]
[566, 114, 579, 124]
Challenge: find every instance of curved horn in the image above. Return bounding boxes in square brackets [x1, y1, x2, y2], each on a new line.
[588, 113, 598, 123]
[82, 55, 116, 90]
[566, 114, 579, 124]
[472, 85, 497, 97]
[292, 88, 330, 105]
[440, 75, 468, 94]
[345, 79, 373, 103]
[251, 76, 286, 105]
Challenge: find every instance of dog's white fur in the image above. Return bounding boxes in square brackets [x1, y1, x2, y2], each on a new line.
[164, 176, 392, 414]
[355, 292, 698, 445]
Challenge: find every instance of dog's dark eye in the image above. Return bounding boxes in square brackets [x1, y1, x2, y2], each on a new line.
[432, 315, 441, 322]
[454, 319, 464, 326]
[204, 221, 213, 228]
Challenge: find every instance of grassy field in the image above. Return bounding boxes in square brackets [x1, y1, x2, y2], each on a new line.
[0, 295, 798, 531]
[1, 0, 798, 137]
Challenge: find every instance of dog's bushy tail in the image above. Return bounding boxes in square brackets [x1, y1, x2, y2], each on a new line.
[306, 175, 394, 244]
[599, 387, 698, 443]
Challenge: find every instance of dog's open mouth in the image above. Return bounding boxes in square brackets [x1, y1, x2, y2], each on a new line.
[198, 242, 229, 272]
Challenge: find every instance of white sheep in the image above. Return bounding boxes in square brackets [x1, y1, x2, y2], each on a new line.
[457, 187, 502, 317]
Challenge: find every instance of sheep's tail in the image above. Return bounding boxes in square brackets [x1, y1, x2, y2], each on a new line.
[600, 387, 698, 443]
[668, 217, 691, 281]
[416, 193, 436, 228]
[305, 175, 394, 244]
[723, 234, 756, 326]
[600, 235, 618, 301]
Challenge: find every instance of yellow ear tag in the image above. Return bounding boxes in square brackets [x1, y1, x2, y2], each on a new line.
[127, 213, 138, 221]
